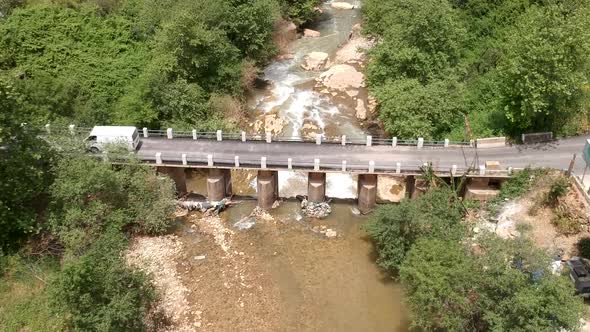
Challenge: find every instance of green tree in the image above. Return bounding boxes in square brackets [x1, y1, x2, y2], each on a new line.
[0, 80, 54, 252]
[400, 239, 481, 331]
[498, 4, 590, 134]
[49, 157, 175, 253]
[364, 188, 465, 273]
[399, 234, 584, 332]
[375, 78, 464, 139]
[49, 230, 155, 332]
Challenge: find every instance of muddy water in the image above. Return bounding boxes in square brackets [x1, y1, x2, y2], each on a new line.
[177, 201, 407, 332]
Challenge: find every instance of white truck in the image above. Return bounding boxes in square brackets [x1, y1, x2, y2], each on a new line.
[86, 126, 140, 153]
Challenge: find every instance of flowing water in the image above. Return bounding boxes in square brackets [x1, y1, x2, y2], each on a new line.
[246, 0, 369, 198]
[180, 1, 409, 330]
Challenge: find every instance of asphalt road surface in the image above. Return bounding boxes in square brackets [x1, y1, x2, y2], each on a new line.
[135, 136, 589, 174]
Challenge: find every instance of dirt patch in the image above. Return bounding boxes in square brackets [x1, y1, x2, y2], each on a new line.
[486, 174, 590, 257]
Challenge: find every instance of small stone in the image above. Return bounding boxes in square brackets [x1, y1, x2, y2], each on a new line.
[473, 227, 480, 234]
[325, 229, 338, 238]
[194, 255, 206, 260]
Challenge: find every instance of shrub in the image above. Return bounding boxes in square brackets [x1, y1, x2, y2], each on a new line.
[49, 230, 155, 332]
[546, 176, 570, 206]
[364, 188, 465, 273]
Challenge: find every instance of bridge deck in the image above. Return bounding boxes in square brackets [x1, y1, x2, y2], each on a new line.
[135, 136, 587, 174]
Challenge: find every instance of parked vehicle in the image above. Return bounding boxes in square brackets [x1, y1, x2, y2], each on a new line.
[566, 257, 590, 297]
[86, 126, 140, 153]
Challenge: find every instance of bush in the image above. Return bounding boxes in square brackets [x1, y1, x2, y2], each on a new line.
[49, 157, 175, 253]
[546, 176, 570, 206]
[577, 237, 590, 258]
[364, 188, 465, 273]
[400, 235, 584, 332]
[49, 230, 155, 332]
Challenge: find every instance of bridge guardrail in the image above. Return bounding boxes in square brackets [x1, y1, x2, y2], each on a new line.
[40, 124, 473, 149]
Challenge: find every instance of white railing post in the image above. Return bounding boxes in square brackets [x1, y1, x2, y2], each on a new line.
[234, 156, 240, 168]
[451, 165, 457, 176]
[192, 129, 197, 140]
[143, 127, 148, 138]
[342, 160, 347, 172]
[102, 151, 109, 162]
[479, 165, 486, 176]
[261, 156, 267, 169]
[470, 139, 475, 148]
[314, 158, 320, 171]
[155, 152, 162, 165]
[216, 130, 222, 141]
[207, 154, 213, 167]
[69, 124, 76, 135]
[366, 135, 372, 147]
[392, 137, 397, 148]
[316, 133, 322, 145]
[182, 153, 187, 165]
[396, 162, 401, 174]
[369, 161, 375, 173]
[241, 131, 246, 142]
[508, 167, 513, 176]
[341, 135, 346, 146]
[45, 123, 51, 134]
[287, 158, 293, 170]
[266, 132, 272, 143]
[417, 138, 424, 149]
[444, 139, 449, 148]
[166, 128, 173, 139]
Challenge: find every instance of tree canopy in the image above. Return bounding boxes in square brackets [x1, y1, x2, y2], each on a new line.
[364, 0, 590, 139]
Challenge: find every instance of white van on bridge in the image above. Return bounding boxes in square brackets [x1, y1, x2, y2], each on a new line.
[86, 126, 140, 153]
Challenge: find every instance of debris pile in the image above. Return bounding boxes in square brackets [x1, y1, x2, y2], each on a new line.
[301, 198, 332, 219]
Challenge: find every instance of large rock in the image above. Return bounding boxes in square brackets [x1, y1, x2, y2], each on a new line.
[302, 52, 329, 71]
[331, 2, 355, 9]
[303, 29, 321, 38]
[355, 99, 367, 120]
[317, 64, 364, 92]
[264, 113, 285, 135]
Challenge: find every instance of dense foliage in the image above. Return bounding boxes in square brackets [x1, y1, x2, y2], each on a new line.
[401, 236, 583, 331]
[364, 0, 590, 139]
[364, 188, 465, 273]
[0, 0, 318, 130]
[0, 80, 54, 253]
[367, 177, 584, 331]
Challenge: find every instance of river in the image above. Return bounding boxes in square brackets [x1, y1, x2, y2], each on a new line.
[177, 1, 408, 330]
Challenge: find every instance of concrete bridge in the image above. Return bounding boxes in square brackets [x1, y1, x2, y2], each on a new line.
[48, 125, 587, 213]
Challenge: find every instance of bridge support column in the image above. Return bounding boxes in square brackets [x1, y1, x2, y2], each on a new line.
[207, 169, 232, 202]
[405, 176, 415, 199]
[157, 167, 187, 193]
[358, 174, 377, 214]
[257, 170, 278, 209]
[308, 172, 326, 203]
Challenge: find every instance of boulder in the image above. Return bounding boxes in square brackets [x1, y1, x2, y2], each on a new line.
[302, 52, 329, 71]
[355, 99, 367, 120]
[317, 64, 364, 92]
[301, 199, 332, 219]
[303, 29, 321, 38]
[264, 113, 285, 135]
[331, 2, 355, 10]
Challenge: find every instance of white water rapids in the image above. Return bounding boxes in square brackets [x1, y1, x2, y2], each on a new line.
[249, 0, 366, 199]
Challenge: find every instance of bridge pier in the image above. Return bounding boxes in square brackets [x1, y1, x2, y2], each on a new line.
[207, 169, 232, 201]
[308, 172, 326, 203]
[405, 176, 415, 199]
[157, 167, 187, 193]
[257, 170, 278, 209]
[358, 174, 378, 214]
